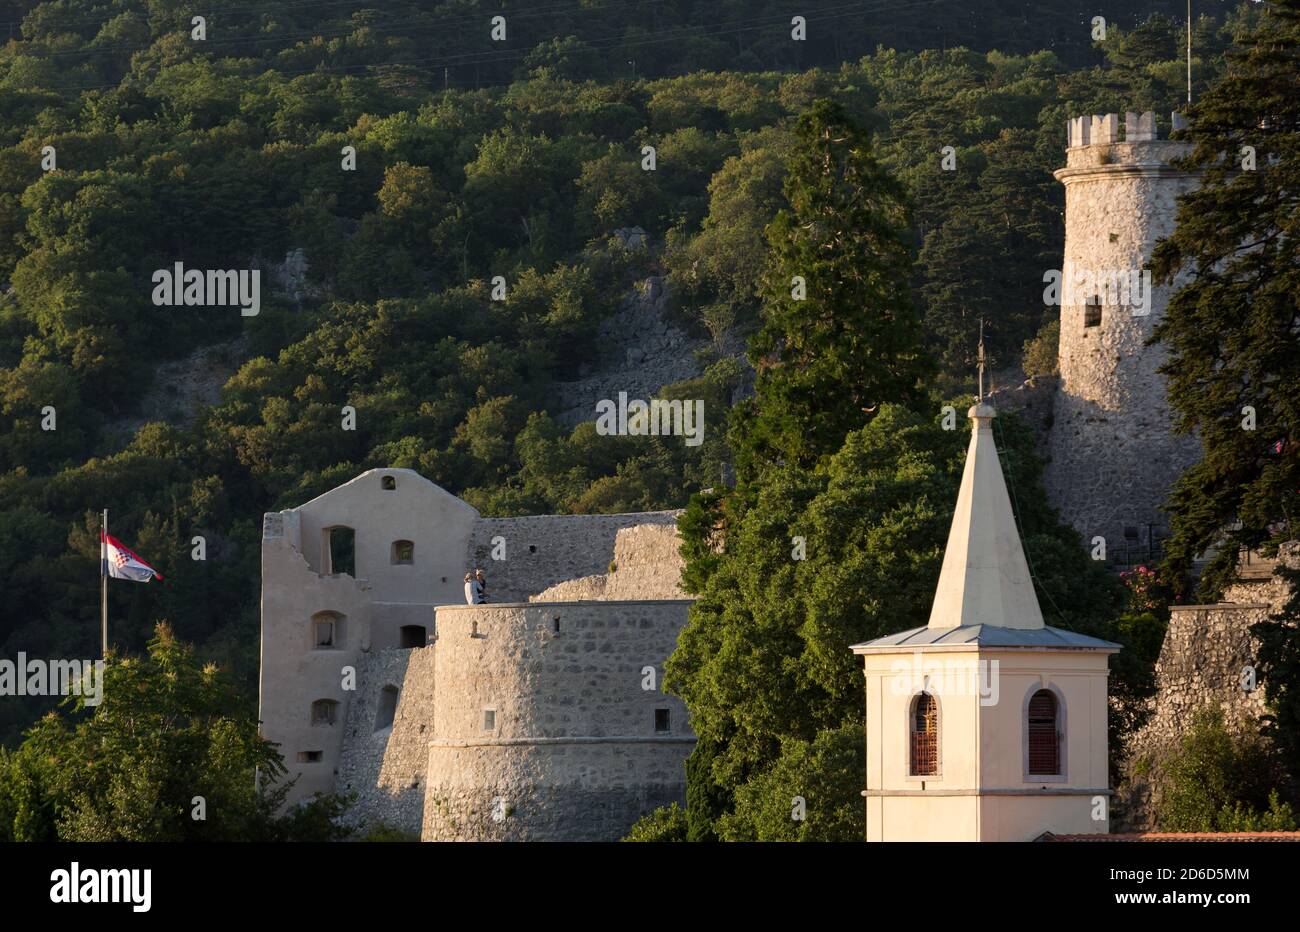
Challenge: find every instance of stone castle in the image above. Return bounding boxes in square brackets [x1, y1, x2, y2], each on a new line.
[257, 111, 1279, 839]
[258, 469, 694, 840]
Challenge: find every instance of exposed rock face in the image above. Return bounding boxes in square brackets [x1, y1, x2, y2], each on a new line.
[266, 247, 317, 304]
[114, 334, 249, 435]
[552, 276, 715, 427]
[115, 246, 316, 437]
[613, 226, 650, 251]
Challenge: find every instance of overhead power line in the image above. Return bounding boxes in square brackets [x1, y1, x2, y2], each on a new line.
[7, 0, 978, 97]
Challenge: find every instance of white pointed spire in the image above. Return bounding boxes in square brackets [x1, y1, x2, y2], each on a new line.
[927, 403, 1045, 630]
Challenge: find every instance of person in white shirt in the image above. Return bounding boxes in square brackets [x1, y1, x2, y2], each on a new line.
[464, 572, 480, 605]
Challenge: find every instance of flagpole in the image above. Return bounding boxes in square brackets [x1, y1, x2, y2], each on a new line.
[101, 508, 108, 657]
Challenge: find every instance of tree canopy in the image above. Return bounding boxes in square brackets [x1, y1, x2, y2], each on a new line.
[730, 100, 930, 473]
[0, 623, 349, 841]
[1151, 0, 1300, 597]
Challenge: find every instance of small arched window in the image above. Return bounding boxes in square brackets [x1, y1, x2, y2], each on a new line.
[311, 699, 338, 726]
[909, 693, 939, 776]
[391, 540, 414, 565]
[374, 685, 399, 732]
[312, 611, 344, 649]
[1027, 689, 1061, 775]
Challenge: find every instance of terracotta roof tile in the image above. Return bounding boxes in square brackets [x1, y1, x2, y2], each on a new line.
[1038, 831, 1300, 842]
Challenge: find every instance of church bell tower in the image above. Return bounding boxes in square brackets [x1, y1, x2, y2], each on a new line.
[852, 390, 1121, 841]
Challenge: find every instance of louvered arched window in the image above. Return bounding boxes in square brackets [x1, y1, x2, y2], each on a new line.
[1027, 689, 1061, 775]
[909, 693, 939, 776]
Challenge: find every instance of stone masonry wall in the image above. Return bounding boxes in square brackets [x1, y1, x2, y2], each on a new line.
[466, 511, 681, 602]
[336, 645, 437, 837]
[986, 374, 1059, 458]
[265, 466, 697, 838]
[1116, 543, 1298, 829]
[531, 523, 686, 601]
[423, 601, 694, 841]
[1136, 603, 1272, 747]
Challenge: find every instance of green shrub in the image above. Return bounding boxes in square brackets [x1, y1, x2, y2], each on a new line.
[1157, 708, 1291, 832]
[358, 822, 420, 842]
[622, 802, 688, 842]
[1021, 317, 1059, 377]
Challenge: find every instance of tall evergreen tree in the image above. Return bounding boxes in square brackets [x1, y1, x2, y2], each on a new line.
[730, 100, 931, 474]
[1151, 0, 1300, 595]
[917, 129, 1059, 377]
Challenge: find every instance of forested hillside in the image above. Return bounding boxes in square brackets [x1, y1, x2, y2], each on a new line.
[0, 0, 1251, 745]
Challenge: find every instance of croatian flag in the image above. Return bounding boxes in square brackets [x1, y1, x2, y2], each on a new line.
[101, 532, 163, 583]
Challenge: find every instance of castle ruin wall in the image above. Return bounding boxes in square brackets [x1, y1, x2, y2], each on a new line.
[466, 511, 682, 602]
[1117, 544, 1298, 829]
[531, 523, 687, 601]
[336, 645, 437, 837]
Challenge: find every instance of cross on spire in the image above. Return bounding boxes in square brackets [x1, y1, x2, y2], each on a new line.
[977, 318, 986, 402]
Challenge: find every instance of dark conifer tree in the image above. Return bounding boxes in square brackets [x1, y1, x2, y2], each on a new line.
[1151, 0, 1300, 595]
[731, 100, 931, 474]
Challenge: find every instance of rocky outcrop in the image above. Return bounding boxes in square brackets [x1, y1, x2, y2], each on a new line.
[552, 276, 717, 427]
[266, 247, 317, 304]
[113, 334, 249, 435]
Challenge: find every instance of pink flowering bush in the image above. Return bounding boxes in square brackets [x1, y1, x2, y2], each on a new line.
[1120, 564, 1162, 613]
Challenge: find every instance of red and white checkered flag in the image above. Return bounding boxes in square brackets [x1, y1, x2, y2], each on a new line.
[100, 532, 163, 583]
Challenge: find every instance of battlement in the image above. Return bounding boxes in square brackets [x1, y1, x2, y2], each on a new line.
[1058, 111, 1194, 179]
[1066, 111, 1187, 148]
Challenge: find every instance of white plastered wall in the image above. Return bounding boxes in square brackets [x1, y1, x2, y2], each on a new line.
[861, 647, 1112, 841]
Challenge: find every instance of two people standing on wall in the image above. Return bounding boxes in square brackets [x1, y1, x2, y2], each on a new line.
[463, 568, 488, 604]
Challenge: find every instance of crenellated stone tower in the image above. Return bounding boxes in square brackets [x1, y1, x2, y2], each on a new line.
[1042, 111, 1204, 559]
